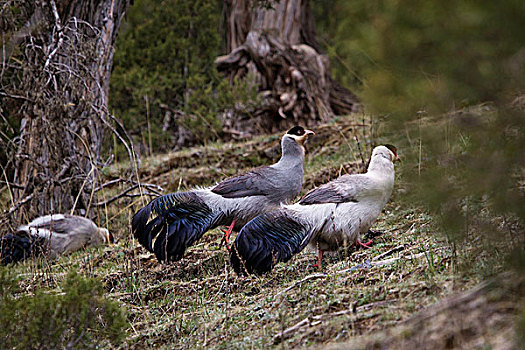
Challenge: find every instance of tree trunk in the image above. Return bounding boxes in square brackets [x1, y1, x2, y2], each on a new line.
[217, 0, 359, 135]
[1, 0, 130, 226]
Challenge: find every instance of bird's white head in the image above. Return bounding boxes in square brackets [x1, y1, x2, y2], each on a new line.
[376, 144, 399, 162]
[368, 144, 399, 173]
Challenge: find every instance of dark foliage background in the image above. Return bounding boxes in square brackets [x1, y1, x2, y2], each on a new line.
[110, 0, 240, 155]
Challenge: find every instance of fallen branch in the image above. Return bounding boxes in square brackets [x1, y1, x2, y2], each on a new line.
[92, 183, 163, 206]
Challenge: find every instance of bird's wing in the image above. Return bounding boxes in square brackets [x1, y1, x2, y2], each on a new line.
[27, 214, 77, 235]
[211, 166, 278, 198]
[299, 174, 375, 205]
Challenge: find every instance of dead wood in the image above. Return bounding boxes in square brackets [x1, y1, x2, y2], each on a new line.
[217, 0, 360, 136]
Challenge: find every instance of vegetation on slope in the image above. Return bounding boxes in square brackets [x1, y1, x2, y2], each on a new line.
[2, 115, 521, 349]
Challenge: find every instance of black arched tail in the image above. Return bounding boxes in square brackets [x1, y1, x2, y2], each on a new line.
[132, 192, 225, 263]
[230, 210, 312, 275]
[0, 233, 47, 265]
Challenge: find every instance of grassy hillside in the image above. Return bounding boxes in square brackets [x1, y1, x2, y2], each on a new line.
[1, 115, 520, 349]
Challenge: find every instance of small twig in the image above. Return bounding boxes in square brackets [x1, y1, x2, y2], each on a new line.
[372, 245, 406, 261]
[337, 248, 444, 273]
[0, 193, 34, 225]
[44, 0, 64, 70]
[0, 180, 25, 190]
[94, 178, 125, 191]
[372, 249, 443, 267]
[275, 273, 327, 297]
[353, 133, 367, 170]
[92, 105, 138, 174]
[0, 91, 33, 102]
[92, 183, 159, 207]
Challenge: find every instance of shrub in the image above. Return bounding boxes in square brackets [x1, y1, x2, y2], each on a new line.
[0, 268, 127, 349]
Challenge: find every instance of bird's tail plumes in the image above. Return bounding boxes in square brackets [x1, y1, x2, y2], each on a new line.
[231, 210, 312, 275]
[131, 201, 156, 251]
[132, 192, 225, 263]
[0, 233, 47, 265]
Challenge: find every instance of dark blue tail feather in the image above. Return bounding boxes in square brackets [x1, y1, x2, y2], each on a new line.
[231, 210, 312, 275]
[132, 192, 225, 263]
[0, 233, 47, 265]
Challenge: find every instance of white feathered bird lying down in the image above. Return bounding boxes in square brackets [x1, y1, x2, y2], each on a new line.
[0, 214, 113, 265]
[231, 145, 399, 275]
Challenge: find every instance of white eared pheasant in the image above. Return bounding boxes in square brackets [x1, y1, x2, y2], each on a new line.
[131, 126, 314, 263]
[0, 214, 113, 265]
[230, 145, 399, 274]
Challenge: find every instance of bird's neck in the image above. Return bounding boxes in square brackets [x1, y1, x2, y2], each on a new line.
[367, 156, 394, 177]
[275, 142, 305, 169]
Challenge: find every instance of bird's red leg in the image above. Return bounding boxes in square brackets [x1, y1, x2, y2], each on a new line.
[220, 218, 236, 252]
[356, 239, 373, 249]
[312, 250, 324, 271]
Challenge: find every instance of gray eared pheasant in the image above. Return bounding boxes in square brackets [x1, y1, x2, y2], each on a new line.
[131, 126, 314, 263]
[0, 214, 113, 265]
[231, 144, 399, 274]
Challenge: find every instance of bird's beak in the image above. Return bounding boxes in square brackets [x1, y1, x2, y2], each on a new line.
[298, 129, 315, 145]
[394, 154, 401, 163]
[104, 229, 115, 244]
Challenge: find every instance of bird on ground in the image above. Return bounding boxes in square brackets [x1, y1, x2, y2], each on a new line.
[0, 214, 113, 265]
[230, 144, 399, 275]
[131, 126, 315, 263]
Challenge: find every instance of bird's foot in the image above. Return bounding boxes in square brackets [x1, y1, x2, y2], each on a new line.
[312, 250, 324, 271]
[220, 218, 236, 252]
[312, 263, 323, 272]
[220, 229, 231, 252]
[357, 239, 373, 249]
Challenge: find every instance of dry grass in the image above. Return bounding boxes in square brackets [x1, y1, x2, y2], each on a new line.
[1, 115, 520, 349]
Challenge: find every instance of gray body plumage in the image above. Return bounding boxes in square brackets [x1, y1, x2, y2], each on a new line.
[204, 135, 306, 228]
[231, 145, 397, 274]
[292, 147, 395, 251]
